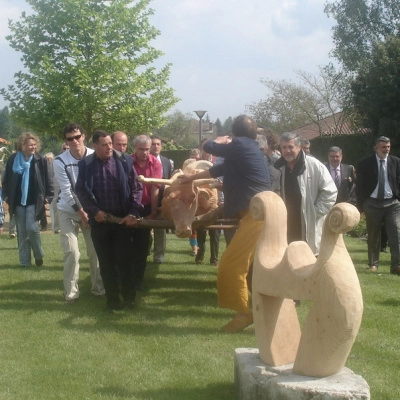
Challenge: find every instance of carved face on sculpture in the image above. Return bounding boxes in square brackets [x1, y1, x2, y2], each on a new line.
[163, 185, 197, 238]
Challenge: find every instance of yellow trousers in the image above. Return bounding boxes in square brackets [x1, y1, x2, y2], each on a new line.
[217, 211, 264, 314]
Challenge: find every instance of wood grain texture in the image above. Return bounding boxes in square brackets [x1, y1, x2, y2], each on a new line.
[251, 191, 363, 377]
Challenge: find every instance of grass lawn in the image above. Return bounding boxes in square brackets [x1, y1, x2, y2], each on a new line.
[0, 229, 399, 399]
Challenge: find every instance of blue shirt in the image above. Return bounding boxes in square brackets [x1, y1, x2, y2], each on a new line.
[204, 136, 271, 217]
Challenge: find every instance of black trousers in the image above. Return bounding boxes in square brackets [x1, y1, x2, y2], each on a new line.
[131, 228, 151, 285]
[196, 228, 221, 263]
[364, 198, 400, 272]
[91, 223, 135, 307]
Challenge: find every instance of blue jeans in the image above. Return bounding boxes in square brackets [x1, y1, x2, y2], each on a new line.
[15, 205, 44, 266]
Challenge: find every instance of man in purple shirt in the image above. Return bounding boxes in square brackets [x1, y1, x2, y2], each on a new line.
[75, 130, 143, 312]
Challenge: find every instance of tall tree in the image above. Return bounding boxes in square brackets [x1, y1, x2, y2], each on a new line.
[249, 67, 347, 135]
[1, 0, 178, 138]
[155, 110, 197, 149]
[325, 0, 400, 74]
[351, 36, 400, 137]
[0, 106, 23, 142]
[325, 0, 400, 138]
[221, 117, 233, 134]
[214, 118, 222, 136]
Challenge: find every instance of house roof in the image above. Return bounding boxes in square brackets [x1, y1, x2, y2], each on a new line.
[292, 112, 367, 141]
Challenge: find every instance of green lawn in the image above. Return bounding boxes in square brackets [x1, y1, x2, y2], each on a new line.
[0, 230, 398, 399]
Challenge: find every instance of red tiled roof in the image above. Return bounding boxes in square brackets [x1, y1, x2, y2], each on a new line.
[292, 112, 367, 140]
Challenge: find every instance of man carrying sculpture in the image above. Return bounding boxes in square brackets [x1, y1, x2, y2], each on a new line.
[75, 130, 143, 312]
[181, 115, 271, 333]
[53, 123, 105, 304]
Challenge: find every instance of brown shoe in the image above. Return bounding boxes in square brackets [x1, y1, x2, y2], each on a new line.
[390, 266, 400, 275]
[221, 312, 253, 333]
[64, 298, 79, 305]
[369, 266, 378, 272]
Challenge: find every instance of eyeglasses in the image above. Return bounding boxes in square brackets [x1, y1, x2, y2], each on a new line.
[66, 134, 82, 142]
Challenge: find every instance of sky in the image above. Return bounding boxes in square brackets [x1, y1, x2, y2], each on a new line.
[0, 0, 337, 123]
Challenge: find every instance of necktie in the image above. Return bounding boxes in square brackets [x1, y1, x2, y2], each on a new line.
[377, 159, 385, 201]
[334, 169, 340, 188]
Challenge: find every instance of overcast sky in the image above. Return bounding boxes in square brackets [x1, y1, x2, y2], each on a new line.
[0, 0, 337, 123]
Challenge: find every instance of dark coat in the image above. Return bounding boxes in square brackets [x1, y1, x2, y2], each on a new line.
[356, 154, 400, 212]
[2, 152, 54, 220]
[325, 162, 356, 204]
[75, 150, 143, 223]
[158, 155, 174, 206]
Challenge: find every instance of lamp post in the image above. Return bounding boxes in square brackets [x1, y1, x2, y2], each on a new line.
[194, 110, 207, 146]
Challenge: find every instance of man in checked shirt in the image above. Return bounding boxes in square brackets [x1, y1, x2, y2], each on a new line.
[75, 130, 143, 312]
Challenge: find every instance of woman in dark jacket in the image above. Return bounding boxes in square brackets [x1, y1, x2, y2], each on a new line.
[2, 133, 53, 267]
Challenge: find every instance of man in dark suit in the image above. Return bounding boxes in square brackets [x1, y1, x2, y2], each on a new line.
[356, 136, 400, 275]
[150, 135, 173, 263]
[325, 146, 356, 203]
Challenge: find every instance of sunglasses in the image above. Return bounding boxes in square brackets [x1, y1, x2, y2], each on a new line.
[65, 134, 82, 142]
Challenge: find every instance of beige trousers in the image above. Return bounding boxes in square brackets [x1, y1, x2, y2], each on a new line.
[59, 210, 105, 300]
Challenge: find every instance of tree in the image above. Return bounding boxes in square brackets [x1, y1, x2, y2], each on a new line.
[221, 117, 233, 134]
[0, 106, 23, 143]
[325, 0, 400, 74]
[248, 67, 348, 135]
[1, 0, 178, 138]
[214, 118, 222, 136]
[325, 0, 400, 139]
[155, 110, 197, 149]
[351, 36, 400, 137]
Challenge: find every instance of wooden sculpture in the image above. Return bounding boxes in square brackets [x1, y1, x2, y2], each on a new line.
[250, 191, 363, 378]
[138, 160, 218, 238]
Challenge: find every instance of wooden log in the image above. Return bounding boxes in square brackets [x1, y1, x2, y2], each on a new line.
[103, 213, 237, 230]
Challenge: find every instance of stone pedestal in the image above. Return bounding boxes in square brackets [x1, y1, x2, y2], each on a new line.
[235, 348, 370, 400]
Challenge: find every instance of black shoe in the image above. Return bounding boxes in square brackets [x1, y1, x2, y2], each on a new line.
[195, 254, 204, 264]
[35, 259, 43, 266]
[135, 282, 144, 291]
[107, 303, 123, 313]
[123, 301, 135, 310]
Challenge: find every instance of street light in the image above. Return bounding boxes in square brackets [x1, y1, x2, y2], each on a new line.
[194, 110, 207, 145]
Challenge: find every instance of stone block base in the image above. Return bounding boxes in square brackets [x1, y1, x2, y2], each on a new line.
[235, 348, 370, 400]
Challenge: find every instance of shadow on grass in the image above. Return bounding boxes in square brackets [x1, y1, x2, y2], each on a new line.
[378, 298, 400, 307]
[0, 273, 245, 338]
[93, 382, 236, 400]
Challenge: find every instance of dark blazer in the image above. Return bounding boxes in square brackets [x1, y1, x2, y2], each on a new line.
[2, 152, 54, 220]
[325, 162, 356, 203]
[75, 150, 143, 223]
[356, 154, 400, 212]
[158, 155, 173, 206]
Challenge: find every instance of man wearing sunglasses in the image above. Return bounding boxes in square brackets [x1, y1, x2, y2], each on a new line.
[53, 123, 105, 305]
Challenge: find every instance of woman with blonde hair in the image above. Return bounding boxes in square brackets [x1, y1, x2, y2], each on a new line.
[2, 133, 53, 267]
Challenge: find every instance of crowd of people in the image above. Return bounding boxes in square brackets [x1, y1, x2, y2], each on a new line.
[1, 116, 399, 330]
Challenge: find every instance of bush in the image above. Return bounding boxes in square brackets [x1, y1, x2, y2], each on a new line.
[348, 213, 367, 238]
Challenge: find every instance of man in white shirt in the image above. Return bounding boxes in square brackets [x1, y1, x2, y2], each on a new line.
[53, 123, 105, 304]
[356, 136, 400, 274]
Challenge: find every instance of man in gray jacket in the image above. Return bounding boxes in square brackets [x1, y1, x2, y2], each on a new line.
[275, 132, 337, 254]
[53, 123, 105, 304]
